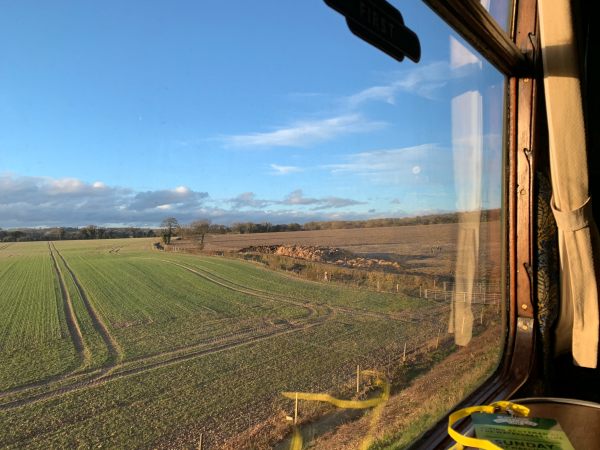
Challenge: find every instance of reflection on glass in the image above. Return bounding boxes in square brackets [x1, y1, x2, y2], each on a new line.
[0, 2, 505, 449]
[480, 0, 513, 31]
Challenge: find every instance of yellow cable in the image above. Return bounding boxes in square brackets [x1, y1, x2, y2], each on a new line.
[447, 401, 530, 450]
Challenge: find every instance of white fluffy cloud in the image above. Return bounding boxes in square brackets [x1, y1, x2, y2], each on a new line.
[0, 174, 369, 227]
[281, 189, 364, 210]
[326, 144, 453, 186]
[0, 174, 209, 227]
[270, 164, 303, 175]
[221, 114, 386, 148]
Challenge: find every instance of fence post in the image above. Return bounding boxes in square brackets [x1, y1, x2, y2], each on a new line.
[356, 365, 360, 393]
[403, 342, 407, 363]
[294, 392, 298, 425]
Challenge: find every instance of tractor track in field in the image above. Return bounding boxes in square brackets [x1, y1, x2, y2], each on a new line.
[1, 253, 431, 410]
[165, 258, 419, 324]
[0, 246, 92, 400]
[0, 312, 321, 411]
[161, 259, 330, 320]
[0, 254, 333, 410]
[50, 243, 123, 368]
[48, 243, 87, 364]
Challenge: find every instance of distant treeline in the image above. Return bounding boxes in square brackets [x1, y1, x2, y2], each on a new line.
[1, 209, 500, 242]
[0, 226, 156, 242]
[229, 209, 501, 234]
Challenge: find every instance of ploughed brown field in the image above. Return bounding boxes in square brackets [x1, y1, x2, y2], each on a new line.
[184, 221, 502, 282]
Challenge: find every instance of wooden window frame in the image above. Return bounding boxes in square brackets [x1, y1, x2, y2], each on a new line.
[408, 1, 539, 448]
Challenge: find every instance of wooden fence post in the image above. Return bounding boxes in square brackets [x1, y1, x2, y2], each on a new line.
[294, 392, 298, 425]
[403, 342, 407, 363]
[356, 365, 360, 393]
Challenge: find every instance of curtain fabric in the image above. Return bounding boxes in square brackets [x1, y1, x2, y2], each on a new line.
[539, 0, 600, 368]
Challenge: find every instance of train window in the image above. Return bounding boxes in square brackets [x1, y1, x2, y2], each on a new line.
[480, 0, 513, 31]
[0, 1, 512, 449]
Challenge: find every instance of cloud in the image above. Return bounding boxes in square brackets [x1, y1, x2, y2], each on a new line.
[281, 189, 364, 210]
[315, 197, 364, 210]
[326, 144, 453, 186]
[0, 175, 369, 228]
[345, 61, 477, 106]
[128, 186, 208, 211]
[270, 164, 303, 175]
[282, 189, 318, 206]
[227, 192, 273, 209]
[450, 36, 482, 70]
[221, 114, 386, 148]
[0, 174, 209, 228]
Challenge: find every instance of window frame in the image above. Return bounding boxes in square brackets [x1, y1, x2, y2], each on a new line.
[408, 0, 539, 448]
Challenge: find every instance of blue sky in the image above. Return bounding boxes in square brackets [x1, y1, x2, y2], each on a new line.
[0, 1, 504, 228]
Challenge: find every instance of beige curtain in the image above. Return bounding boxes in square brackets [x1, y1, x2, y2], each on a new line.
[539, 0, 600, 368]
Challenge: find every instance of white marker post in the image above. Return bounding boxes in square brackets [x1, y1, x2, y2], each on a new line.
[295, 392, 299, 425]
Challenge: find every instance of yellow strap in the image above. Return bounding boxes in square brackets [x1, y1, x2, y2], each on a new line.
[448, 401, 530, 450]
[281, 391, 386, 409]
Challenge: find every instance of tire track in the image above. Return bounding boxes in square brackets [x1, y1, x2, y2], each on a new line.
[161, 259, 327, 320]
[0, 246, 90, 399]
[0, 254, 331, 409]
[48, 243, 87, 360]
[50, 243, 123, 367]
[166, 258, 415, 324]
[0, 310, 320, 411]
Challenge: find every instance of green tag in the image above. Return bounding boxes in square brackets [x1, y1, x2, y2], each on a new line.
[472, 413, 575, 450]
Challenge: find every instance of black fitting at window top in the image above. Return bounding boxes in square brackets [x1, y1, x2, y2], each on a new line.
[324, 0, 421, 63]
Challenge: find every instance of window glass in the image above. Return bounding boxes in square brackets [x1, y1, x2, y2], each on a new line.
[480, 0, 514, 31]
[0, 1, 506, 448]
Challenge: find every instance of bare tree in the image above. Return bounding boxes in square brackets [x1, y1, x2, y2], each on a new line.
[190, 219, 211, 248]
[160, 217, 179, 244]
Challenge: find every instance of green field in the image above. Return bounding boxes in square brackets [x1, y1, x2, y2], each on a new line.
[0, 239, 495, 448]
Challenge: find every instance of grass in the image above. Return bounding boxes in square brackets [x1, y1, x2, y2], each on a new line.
[0, 243, 77, 390]
[0, 237, 503, 449]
